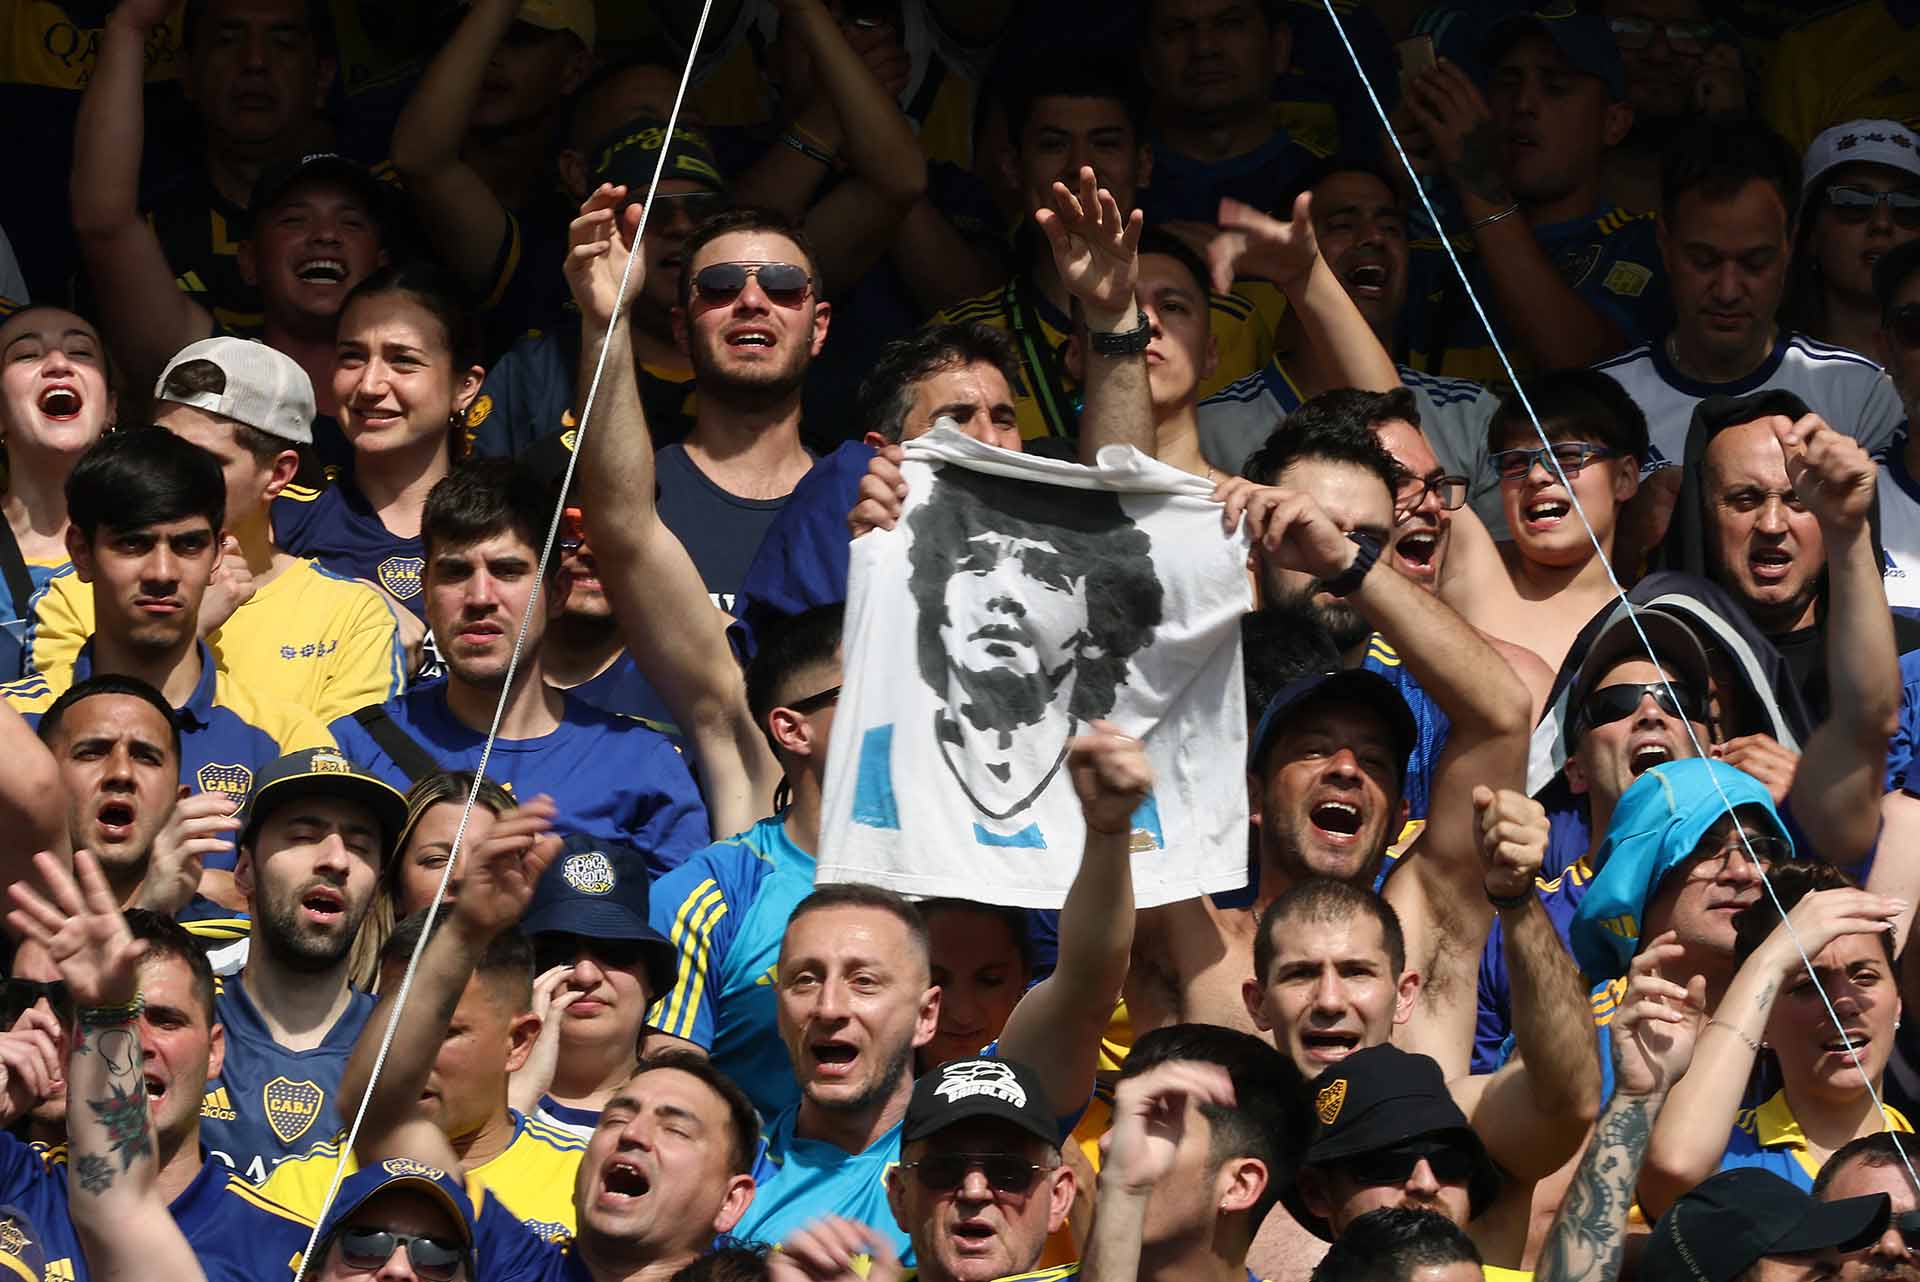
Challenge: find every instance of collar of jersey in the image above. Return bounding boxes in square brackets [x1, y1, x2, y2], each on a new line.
[1649, 329, 1792, 400]
[765, 1101, 904, 1160]
[72, 639, 218, 728]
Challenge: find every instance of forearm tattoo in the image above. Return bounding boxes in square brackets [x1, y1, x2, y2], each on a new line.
[1535, 1096, 1654, 1282]
[88, 1081, 152, 1173]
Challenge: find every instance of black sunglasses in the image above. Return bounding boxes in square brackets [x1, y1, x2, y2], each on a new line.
[336, 1227, 465, 1280]
[1827, 185, 1920, 229]
[1894, 1210, 1920, 1249]
[0, 979, 72, 1030]
[1579, 680, 1706, 731]
[1887, 303, 1920, 351]
[694, 261, 814, 306]
[533, 933, 655, 975]
[786, 685, 842, 716]
[1606, 16, 1713, 52]
[901, 1153, 1050, 1194]
[1338, 1144, 1478, 1188]
[1487, 441, 1614, 482]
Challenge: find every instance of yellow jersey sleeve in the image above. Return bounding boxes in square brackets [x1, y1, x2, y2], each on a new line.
[25, 566, 89, 679]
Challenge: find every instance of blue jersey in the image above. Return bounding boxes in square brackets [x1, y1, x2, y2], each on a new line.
[1, 640, 333, 869]
[1473, 840, 1596, 1073]
[464, 326, 697, 459]
[736, 1110, 912, 1261]
[1139, 122, 1328, 226]
[328, 686, 710, 879]
[0, 1137, 313, 1282]
[1360, 634, 1450, 823]
[648, 814, 817, 1118]
[731, 441, 872, 657]
[656, 445, 801, 612]
[563, 652, 674, 732]
[201, 978, 377, 1183]
[1721, 1090, 1913, 1189]
[272, 481, 425, 620]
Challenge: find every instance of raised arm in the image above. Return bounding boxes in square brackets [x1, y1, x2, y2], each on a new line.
[340, 799, 561, 1168]
[7, 851, 205, 1282]
[70, 0, 214, 393]
[569, 186, 781, 837]
[1777, 415, 1898, 866]
[998, 725, 1149, 1119]
[387, 0, 526, 300]
[1535, 935, 1703, 1282]
[0, 702, 70, 929]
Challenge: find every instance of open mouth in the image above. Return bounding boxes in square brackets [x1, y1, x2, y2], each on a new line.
[1300, 1029, 1362, 1062]
[1345, 263, 1390, 296]
[1629, 743, 1673, 776]
[726, 328, 775, 349]
[295, 258, 348, 284]
[1749, 547, 1794, 582]
[1822, 1031, 1872, 1055]
[300, 885, 345, 924]
[96, 800, 136, 841]
[1310, 799, 1362, 839]
[1394, 530, 1438, 570]
[37, 386, 82, 420]
[143, 1072, 166, 1103]
[1525, 497, 1571, 528]
[812, 1041, 858, 1074]
[600, 1159, 651, 1201]
[951, 1219, 997, 1247]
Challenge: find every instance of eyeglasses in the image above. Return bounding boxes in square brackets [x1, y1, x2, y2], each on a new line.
[533, 933, 655, 975]
[693, 261, 814, 306]
[335, 1227, 465, 1281]
[1689, 831, 1791, 873]
[1887, 303, 1920, 351]
[1578, 680, 1707, 731]
[559, 507, 586, 555]
[901, 1154, 1051, 1194]
[1336, 1144, 1478, 1188]
[1826, 185, 1920, 229]
[785, 685, 841, 716]
[1487, 441, 1614, 482]
[1394, 471, 1469, 515]
[1606, 17, 1714, 53]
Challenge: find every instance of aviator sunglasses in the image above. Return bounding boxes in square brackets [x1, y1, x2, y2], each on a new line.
[694, 261, 814, 306]
[900, 1153, 1051, 1194]
[334, 1227, 465, 1281]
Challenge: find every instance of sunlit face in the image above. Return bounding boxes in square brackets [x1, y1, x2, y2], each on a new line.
[1262, 457, 1395, 647]
[1702, 419, 1823, 633]
[1811, 163, 1920, 306]
[47, 693, 180, 888]
[334, 293, 481, 461]
[1246, 910, 1412, 1072]
[1566, 658, 1707, 811]
[679, 230, 827, 409]
[575, 1067, 752, 1257]
[1768, 931, 1899, 1103]
[1312, 172, 1409, 336]
[938, 530, 1092, 729]
[1370, 419, 1450, 590]
[375, 961, 525, 1143]
[1602, 0, 1710, 122]
[244, 181, 386, 325]
[777, 906, 937, 1116]
[185, 0, 329, 152]
[1007, 96, 1150, 217]
[70, 516, 221, 657]
[1640, 809, 1777, 956]
[425, 531, 560, 689]
[1138, 253, 1216, 411]
[887, 1120, 1070, 1282]
[921, 908, 1029, 1071]
[130, 953, 224, 1151]
[900, 360, 1022, 453]
[1820, 1157, 1920, 1282]
[1142, 0, 1273, 120]
[532, 933, 654, 1061]
[1496, 427, 1637, 566]
[319, 1187, 469, 1282]
[1252, 701, 1404, 888]
[1096, 1072, 1247, 1247]
[157, 404, 289, 532]
[242, 797, 383, 974]
[0, 308, 114, 458]
[1487, 32, 1625, 205]
[396, 801, 470, 916]
[1661, 181, 1793, 369]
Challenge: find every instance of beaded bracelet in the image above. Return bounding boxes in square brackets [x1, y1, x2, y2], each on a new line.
[76, 995, 145, 1028]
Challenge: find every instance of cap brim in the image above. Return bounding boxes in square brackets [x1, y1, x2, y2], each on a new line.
[244, 772, 409, 859]
[1252, 669, 1418, 773]
[320, 1172, 475, 1257]
[1772, 1191, 1890, 1256]
[901, 1097, 1057, 1148]
[521, 904, 678, 998]
[1566, 608, 1713, 744]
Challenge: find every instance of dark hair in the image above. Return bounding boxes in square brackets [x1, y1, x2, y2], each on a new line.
[1002, 55, 1148, 146]
[1136, 228, 1214, 307]
[678, 208, 822, 305]
[342, 261, 484, 374]
[37, 674, 181, 761]
[1255, 879, 1408, 986]
[670, 1246, 771, 1282]
[1734, 861, 1888, 966]
[157, 358, 297, 465]
[65, 427, 226, 544]
[906, 465, 1162, 721]
[1814, 1132, 1920, 1198]
[920, 899, 1036, 976]
[1875, 238, 1920, 318]
[183, 0, 333, 57]
[1660, 118, 1801, 227]
[1121, 1023, 1304, 1226]
[633, 1049, 762, 1177]
[785, 883, 930, 971]
[744, 603, 843, 754]
[857, 324, 1021, 444]
[1242, 602, 1345, 722]
[567, 56, 681, 153]
[1242, 388, 1407, 492]
[381, 909, 535, 1011]
[1310, 1207, 1483, 1282]
[125, 908, 217, 1026]
[421, 458, 556, 569]
[1489, 368, 1650, 466]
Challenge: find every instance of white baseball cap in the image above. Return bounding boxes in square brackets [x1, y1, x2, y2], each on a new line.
[1800, 119, 1920, 222]
[153, 337, 314, 445]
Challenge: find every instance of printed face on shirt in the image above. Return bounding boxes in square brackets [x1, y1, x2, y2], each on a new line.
[1141, 0, 1274, 122]
[1819, 1155, 1920, 1282]
[900, 360, 1022, 452]
[242, 796, 383, 974]
[71, 515, 221, 658]
[129, 951, 225, 1153]
[937, 529, 1095, 730]
[678, 230, 827, 411]
[1007, 96, 1150, 218]
[576, 1066, 752, 1255]
[333, 292, 483, 463]
[1660, 179, 1793, 371]
[185, 0, 330, 153]
[1566, 657, 1707, 812]
[425, 530, 562, 691]
[244, 179, 387, 326]
[1263, 457, 1395, 647]
[1767, 928, 1899, 1101]
[47, 692, 181, 891]
[1701, 418, 1824, 633]
[776, 905, 938, 1116]
[921, 906, 1031, 1073]
[1251, 699, 1404, 890]
[1369, 419, 1452, 592]
[319, 1187, 470, 1282]
[1138, 252, 1217, 412]
[886, 1119, 1071, 1282]
[0, 307, 114, 458]
[1245, 907, 1413, 1073]
[1312, 172, 1410, 337]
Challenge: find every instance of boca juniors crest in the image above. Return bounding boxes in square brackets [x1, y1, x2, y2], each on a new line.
[377, 555, 425, 600]
[197, 763, 254, 812]
[264, 1077, 326, 1147]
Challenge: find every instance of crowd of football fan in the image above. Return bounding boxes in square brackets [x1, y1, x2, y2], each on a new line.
[8, 0, 1920, 1280]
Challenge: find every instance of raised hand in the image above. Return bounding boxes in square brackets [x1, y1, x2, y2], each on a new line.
[7, 851, 145, 1010]
[1400, 61, 1509, 209]
[1474, 786, 1548, 902]
[448, 796, 563, 942]
[0, 1004, 64, 1128]
[1103, 1060, 1235, 1195]
[1771, 413, 1876, 537]
[197, 535, 256, 638]
[1208, 193, 1323, 294]
[1710, 735, 1799, 805]
[1611, 932, 1706, 1097]
[564, 184, 647, 329]
[848, 444, 908, 537]
[509, 965, 584, 1116]
[1068, 722, 1153, 836]
[1223, 483, 1359, 582]
[1765, 887, 1906, 976]
[1035, 166, 1144, 327]
[771, 1216, 906, 1282]
[134, 792, 240, 916]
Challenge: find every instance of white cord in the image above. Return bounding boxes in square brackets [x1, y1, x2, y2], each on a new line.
[1320, 1, 1920, 1193]
[289, 3, 720, 1274]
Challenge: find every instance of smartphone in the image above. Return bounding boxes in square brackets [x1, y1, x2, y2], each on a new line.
[1397, 34, 1438, 90]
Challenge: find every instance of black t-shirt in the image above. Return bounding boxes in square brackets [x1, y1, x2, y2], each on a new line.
[1777, 610, 1920, 720]
[655, 443, 802, 614]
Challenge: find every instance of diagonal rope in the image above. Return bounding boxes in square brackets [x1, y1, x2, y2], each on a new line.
[290, 3, 720, 1274]
[1320, 2, 1920, 1193]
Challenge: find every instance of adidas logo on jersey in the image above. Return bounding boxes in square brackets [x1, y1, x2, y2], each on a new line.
[201, 1086, 237, 1122]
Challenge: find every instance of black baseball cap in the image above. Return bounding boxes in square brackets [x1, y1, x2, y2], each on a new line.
[1643, 1169, 1889, 1282]
[519, 835, 677, 998]
[237, 748, 409, 860]
[246, 152, 393, 235]
[589, 118, 727, 196]
[1249, 669, 1418, 772]
[1282, 1044, 1501, 1240]
[905, 1057, 1057, 1147]
[1483, 5, 1626, 101]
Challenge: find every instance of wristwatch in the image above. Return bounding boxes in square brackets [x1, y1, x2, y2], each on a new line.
[1086, 308, 1152, 356]
[1322, 531, 1382, 597]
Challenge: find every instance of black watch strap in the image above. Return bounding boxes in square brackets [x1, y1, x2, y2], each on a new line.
[1322, 531, 1381, 597]
[1086, 309, 1151, 355]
